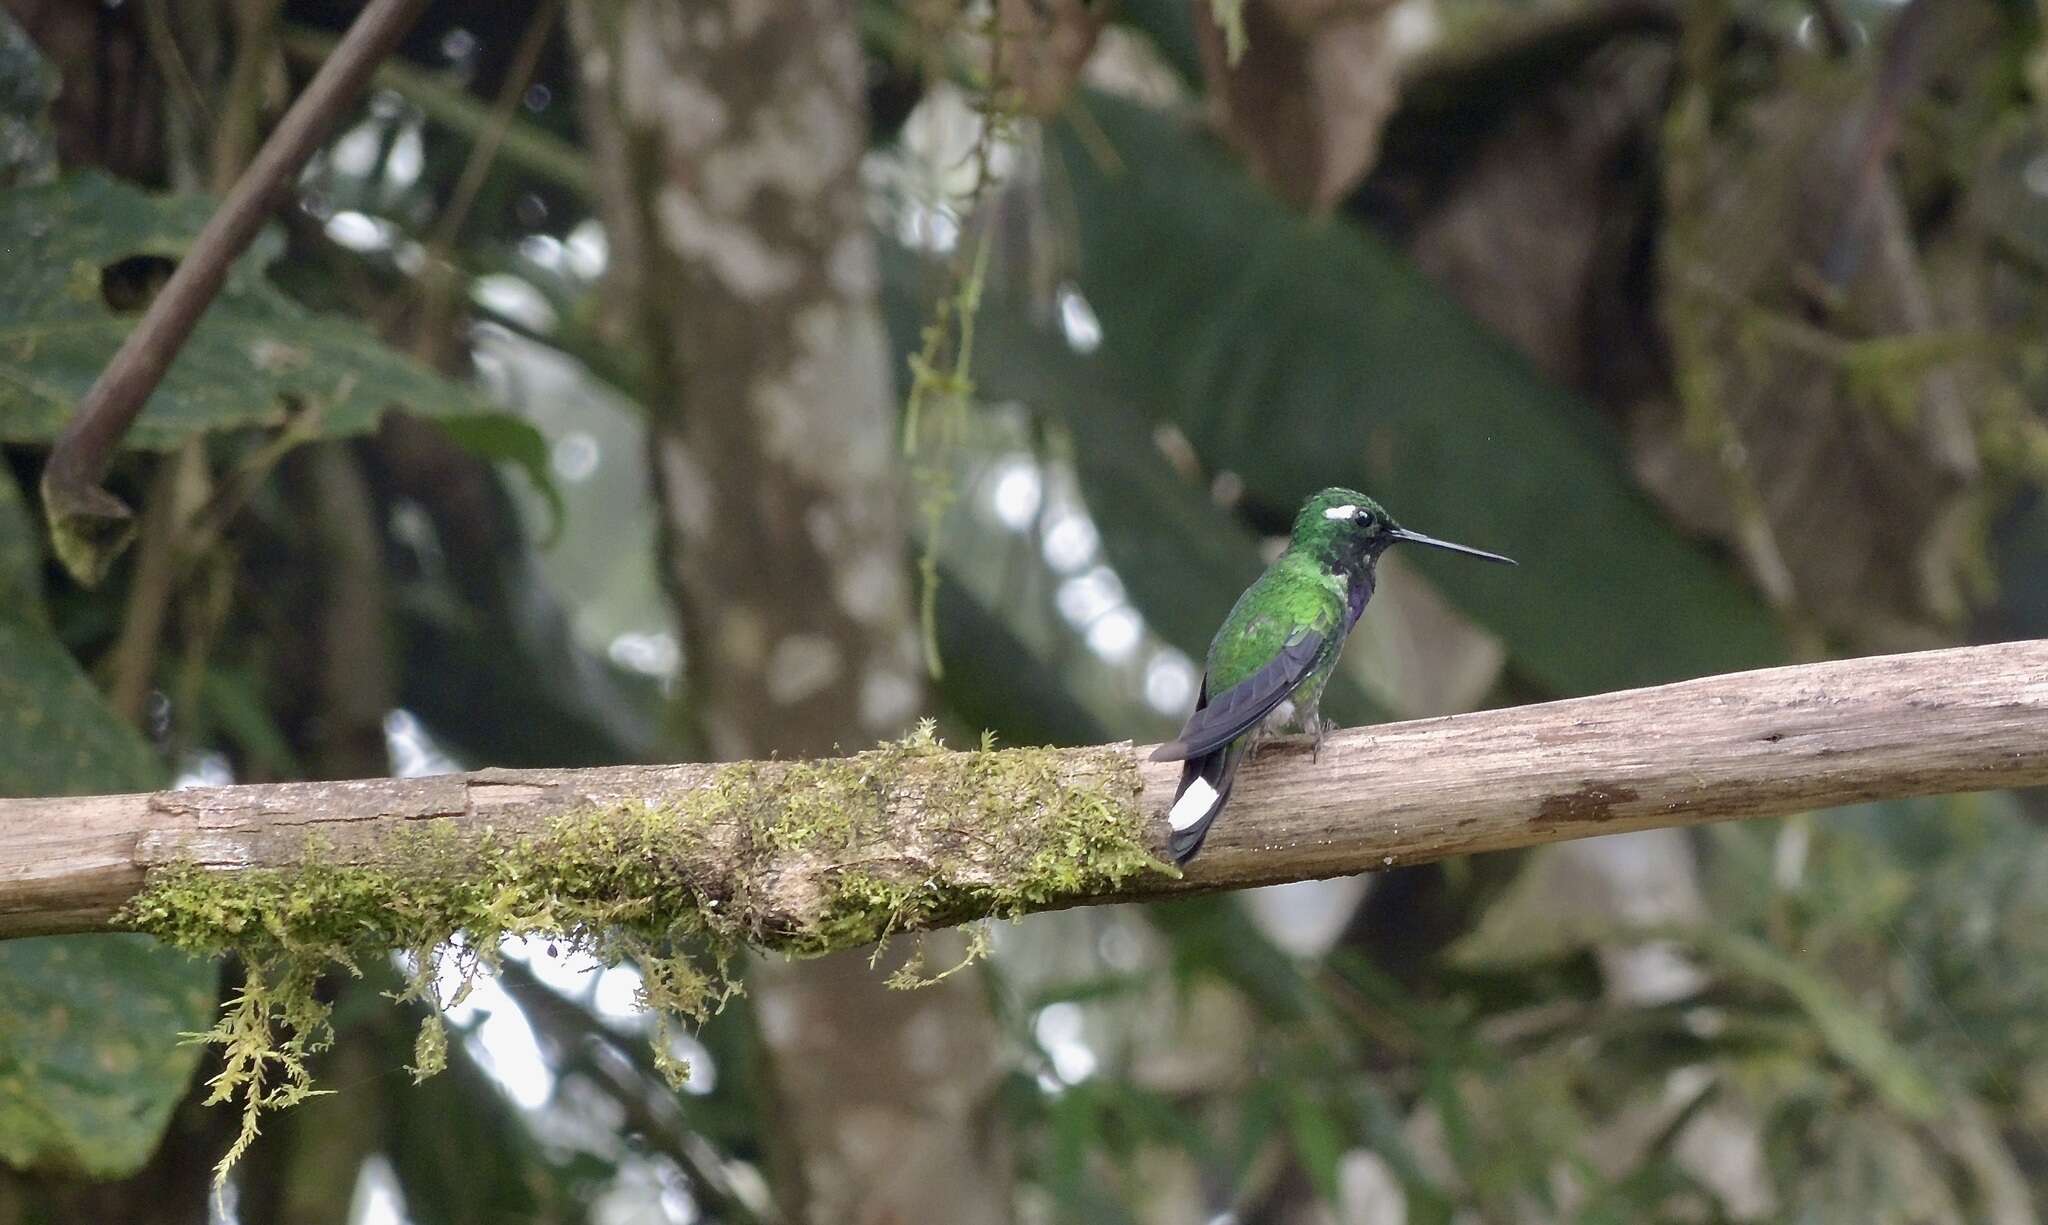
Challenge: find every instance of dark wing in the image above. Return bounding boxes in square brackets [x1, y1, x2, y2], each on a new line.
[1149, 630, 1325, 762]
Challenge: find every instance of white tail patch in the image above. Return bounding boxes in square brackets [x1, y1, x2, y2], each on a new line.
[1169, 777, 1219, 831]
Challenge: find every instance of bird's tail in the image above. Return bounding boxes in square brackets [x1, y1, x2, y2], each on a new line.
[1165, 741, 1247, 864]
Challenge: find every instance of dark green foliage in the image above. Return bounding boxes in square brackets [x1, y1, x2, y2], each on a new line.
[4, 1, 2047, 1218]
[0, 935, 217, 1178]
[0, 472, 159, 793]
[0, 470, 213, 1180]
[1047, 94, 1788, 695]
[0, 173, 520, 450]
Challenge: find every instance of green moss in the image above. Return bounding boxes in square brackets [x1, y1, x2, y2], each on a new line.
[120, 723, 1165, 1180]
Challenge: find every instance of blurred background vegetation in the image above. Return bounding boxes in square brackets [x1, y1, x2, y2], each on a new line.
[3, 0, 2048, 1220]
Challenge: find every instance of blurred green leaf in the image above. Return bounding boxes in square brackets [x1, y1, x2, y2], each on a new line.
[1285, 1090, 1347, 1204]
[390, 547, 665, 771]
[1685, 930, 1944, 1120]
[436, 413, 565, 545]
[0, 472, 158, 794]
[0, 469, 212, 1179]
[1153, 896, 1318, 1023]
[1042, 1085, 1143, 1224]
[0, 172, 514, 450]
[1339, 1078, 1456, 1224]
[0, 609, 164, 798]
[1779, 1110, 1970, 1225]
[1988, 490, 2048, 642]
[0, 935, 216, 1178]
[199, 662, 303, 779]
[1048, 95, 1787, 695]
[0, 460, 37, 606]
[1109, 0, 1203, 86]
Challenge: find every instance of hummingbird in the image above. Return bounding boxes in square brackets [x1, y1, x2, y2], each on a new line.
[1152, 488, 1514, 864]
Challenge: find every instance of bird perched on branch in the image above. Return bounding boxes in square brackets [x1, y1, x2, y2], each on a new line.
[1152, 488, 1514, 864]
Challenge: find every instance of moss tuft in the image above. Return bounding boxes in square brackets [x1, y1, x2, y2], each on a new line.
[121, 724, 1165, 1179]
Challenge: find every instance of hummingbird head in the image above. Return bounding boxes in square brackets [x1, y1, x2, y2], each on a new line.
[1294, 487, 1516, 573]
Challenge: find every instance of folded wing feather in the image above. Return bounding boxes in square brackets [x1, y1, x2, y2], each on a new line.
[1148, 630, 1325, 762]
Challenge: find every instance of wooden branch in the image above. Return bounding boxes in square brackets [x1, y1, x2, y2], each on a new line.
[4, 643, 2045, 943]
[40, 0, 429, 585]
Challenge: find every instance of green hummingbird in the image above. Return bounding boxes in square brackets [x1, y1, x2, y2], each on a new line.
[1153, 488, 1514, 864]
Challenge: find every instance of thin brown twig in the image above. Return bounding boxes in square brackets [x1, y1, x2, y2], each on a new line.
[402, 0, 563, 361]
[39, 0, 430, 586]
[100, 400, 328, 730]
[427, 0, 561, 258]
[104, 443, 202, 724]
[137, 0, 217, 134]
[213, 0, 287, 195]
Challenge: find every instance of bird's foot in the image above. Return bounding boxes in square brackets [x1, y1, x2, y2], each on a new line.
[1260, 719, 1340, 762]
[1263, 730, 1322, 760]
[1307, 716, 1338, 763]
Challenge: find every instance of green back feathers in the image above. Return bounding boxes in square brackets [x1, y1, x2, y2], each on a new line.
[1205, 552, 1344, 691]
[1202, 488, 1396, 690]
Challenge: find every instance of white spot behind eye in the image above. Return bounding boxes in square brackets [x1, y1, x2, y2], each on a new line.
[1324, 504, 1358, 520]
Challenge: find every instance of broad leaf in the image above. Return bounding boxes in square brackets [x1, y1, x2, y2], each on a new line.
[1111, 0, 1203, 85]
[1687, 929, 1943, 1120]
[0, 471, 213, 1179]
[0, 472, 158, 792]
[0, 172, 509, 449]
[0, 935, 217, 1178]
[1285, 1090, 1347, 1204]
[0, 610, 162, 800]
[1048, 95, 1787, 694]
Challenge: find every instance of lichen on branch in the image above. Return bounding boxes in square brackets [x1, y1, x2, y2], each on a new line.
[119, 723, 1165, 1180]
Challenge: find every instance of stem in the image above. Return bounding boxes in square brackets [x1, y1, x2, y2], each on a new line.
[40, 0, 430, 585]
[403, 0, 562, 361]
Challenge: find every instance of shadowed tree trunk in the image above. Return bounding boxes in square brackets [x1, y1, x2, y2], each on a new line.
[565, 3, 1013, 1221]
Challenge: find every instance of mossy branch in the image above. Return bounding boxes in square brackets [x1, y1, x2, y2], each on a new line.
[5, 645, 2048, 947]
[2, 647, 2045, 1174]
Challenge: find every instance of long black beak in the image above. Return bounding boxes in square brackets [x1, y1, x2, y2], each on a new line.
[1389, 527, 1516, 566]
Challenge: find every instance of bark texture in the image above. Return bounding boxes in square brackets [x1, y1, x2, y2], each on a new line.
[568, 0, 921, 764]
[7, 642, 2048, 937]
[564, 4, 1005, 1221]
